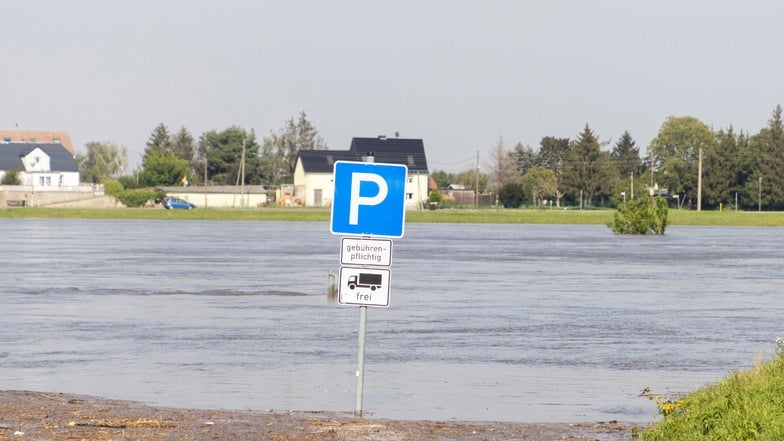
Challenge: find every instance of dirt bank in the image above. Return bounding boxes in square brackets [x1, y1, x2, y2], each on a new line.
[0, 390, 639, 440]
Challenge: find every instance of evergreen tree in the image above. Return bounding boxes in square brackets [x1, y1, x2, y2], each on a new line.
[611, 131, 643, 179]
[703, 127, 743, 209]
[562, 124, 615, 206]
[171, 126, 196, 164]
[752, 105, 784, 210]
[144, 122, 173, 159]
[199, 127, 262, 185]
[509, 142, 537, 176]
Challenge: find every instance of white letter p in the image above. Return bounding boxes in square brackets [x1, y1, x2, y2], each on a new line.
[349, 172, 388, 225]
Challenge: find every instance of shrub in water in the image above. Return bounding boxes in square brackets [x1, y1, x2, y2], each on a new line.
[609, 196, 668, 234]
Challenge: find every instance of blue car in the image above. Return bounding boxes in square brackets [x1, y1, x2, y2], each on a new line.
[163, 197, 196, 209]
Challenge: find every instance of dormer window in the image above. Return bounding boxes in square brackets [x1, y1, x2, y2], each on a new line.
[407, 155, 415, 167]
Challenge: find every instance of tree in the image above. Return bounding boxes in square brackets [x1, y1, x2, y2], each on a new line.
[751, 105, 784, 210]
[521, 167, 557, 208]
[703, 127, 744, 209]
[261, 111, 328, 185]
[430, 170, 454, 189]
[648, 116, 714, 208]
[509, 142, 537, 176]
[536, 136, 570, 207]
[138, 152, 190, 187]
[611, 131, 643, 179]
[498, 182, 525, 208]
[486, 136, 519, 194]
[609, 196, 668, 235]
[453, 167, 488, 193]
[171, 126, 196, 165]
[199, 127, 262, 185]
[562, 124, 616, 206]
[144, 122, 173, 159]
[76, 141, 128, 184]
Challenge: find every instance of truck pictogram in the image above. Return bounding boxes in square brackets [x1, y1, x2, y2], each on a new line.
[347, 273, 382, 291]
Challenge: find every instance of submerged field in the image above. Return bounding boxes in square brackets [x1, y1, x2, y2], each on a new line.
[1, 206, 782, 227]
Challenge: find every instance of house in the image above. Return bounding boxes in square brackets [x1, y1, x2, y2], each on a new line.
[0, 130, 75, 155]
[0, 143, 80, 187]
[292, 136, 430, 209]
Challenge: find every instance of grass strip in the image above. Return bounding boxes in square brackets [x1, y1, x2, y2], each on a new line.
[0, 207, 782, 227]
[643, 344, 784, 440]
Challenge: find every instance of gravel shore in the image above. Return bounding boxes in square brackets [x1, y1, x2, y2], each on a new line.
[0, 390, 640, 440]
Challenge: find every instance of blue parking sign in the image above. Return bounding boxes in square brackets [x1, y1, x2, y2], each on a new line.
[330, 161, 407, 238]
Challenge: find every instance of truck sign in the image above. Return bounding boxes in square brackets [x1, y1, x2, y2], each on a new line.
[338, 267, 390, 307]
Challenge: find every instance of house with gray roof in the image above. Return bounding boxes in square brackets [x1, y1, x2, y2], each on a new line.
[292, 136, 429, 209]
[0, 142, 80, 187]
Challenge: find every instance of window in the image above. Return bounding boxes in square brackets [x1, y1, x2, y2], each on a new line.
[407, 155, 415, 167]
[406, 193, 413, 200]
[29, 137, 36, 143]
[2, 137, 10, 143]
[408, 177, 413, 183]
[53, 138, 61, 144]
[39, 176, 45, 185]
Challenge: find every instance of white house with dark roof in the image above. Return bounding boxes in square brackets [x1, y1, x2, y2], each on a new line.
[0, 143, 80, 187]
[293, 136, 429, 209]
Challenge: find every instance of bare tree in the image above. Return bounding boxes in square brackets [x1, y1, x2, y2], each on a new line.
[486, 136, 518, 194]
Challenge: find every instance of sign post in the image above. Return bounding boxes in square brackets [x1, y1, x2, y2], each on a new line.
[330, 159, 406, 417]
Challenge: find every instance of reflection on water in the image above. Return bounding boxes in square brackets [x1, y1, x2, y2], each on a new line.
[1, 219, 782, 422]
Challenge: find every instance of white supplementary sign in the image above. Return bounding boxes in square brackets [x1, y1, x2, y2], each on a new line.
[338, 267, 391, 307]
[340, 237, 392, 267]
[330, 161, 407, 238]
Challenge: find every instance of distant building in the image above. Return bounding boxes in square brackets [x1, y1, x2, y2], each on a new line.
[0, 130, 75, 155]
[158, 185, 269, 208]
[292, 136, 429, 209]
[0, 143, 80, 187]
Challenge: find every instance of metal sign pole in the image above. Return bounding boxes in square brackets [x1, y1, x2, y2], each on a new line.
[354, 305, 368, 417]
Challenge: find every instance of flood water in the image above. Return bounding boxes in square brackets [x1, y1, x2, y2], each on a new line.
[1, 218, 782, 423]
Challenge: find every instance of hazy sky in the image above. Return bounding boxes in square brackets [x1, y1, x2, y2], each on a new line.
[3, 1, 784, 173]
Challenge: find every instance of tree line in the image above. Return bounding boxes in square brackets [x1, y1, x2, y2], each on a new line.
[76, 111, 328, 190]
[433, 105, 784, 211]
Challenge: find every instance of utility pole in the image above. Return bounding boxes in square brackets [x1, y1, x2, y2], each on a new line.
[697, 147, 703, 211]
[475, 151, 479, 208]
[758, 177, 762, 212]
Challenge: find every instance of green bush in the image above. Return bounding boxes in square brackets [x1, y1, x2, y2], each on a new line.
[116, 188, 158, 207]
[102, 178, 124, 197]
[498, 183, 525, 208]
[102, 178, 157, 208]
[608, 196, 668, 234]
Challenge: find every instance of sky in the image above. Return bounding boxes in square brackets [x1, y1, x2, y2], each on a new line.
[3, 1, 784, 173]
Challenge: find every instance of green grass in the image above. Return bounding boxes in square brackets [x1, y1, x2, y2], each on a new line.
[643, 346, 784, 440]
[0, 206, 782, 226]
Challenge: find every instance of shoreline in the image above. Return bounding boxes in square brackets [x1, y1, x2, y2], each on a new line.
[0, 390, 638, 440]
